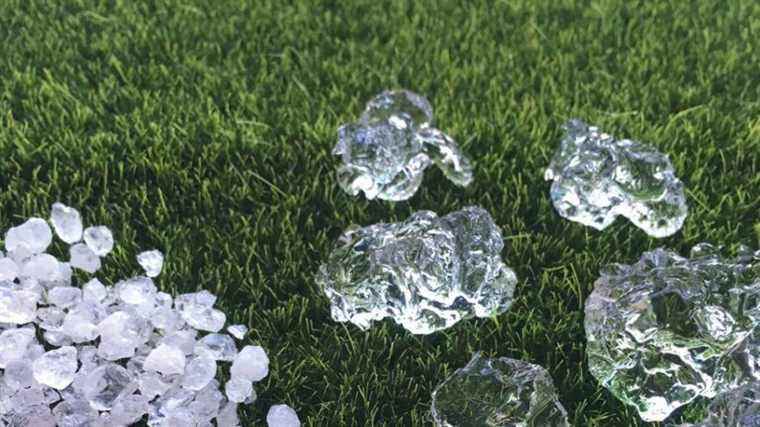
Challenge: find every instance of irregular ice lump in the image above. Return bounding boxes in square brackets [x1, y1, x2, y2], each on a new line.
[334, 90, 473, 201]
[545, 119, 687, 237]
[317, 206, 516, 334]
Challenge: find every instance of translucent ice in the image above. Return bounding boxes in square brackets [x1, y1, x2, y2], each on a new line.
[230, 345, 269, 382]
[5, 217, 53, 254]
[431, 352, 569, 426]
[143, 344, 186, 376]
[83, 225, 114, 256]
[137, 249, 164, 278]
[32, 346, 78, 390]
[333, 90, 473, 201]
[685, 382, 760, 427]
[225, 378, 253, 403]
[317, 206, 517, 334]
[267, 404, 301, 427]
[0, 287, 39, 324]
[545, 119, 687, 237]
[83, 363, 133, 410]
[227, 324, 248, 340]
[0, 327, 36, 368]
[69, 243, 101, 273]
[585, 244, 760, 422]
[50, 202, 83, 244]
[182, 357, 217, 391]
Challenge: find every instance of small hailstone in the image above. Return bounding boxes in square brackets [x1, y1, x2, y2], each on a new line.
[143, 344, 186, 376]
[138, 371, 172, 399]
[230, 345, 269, 382]
[179, 303, 226, 333]
[4, 359, 36, 389]
[32, 346, 78, 390]
[0, 287, 39, 324]
[0, 327, 36, 368]
[181, 357, 217, 391]
[137, 250, 164, 278]
[5, 217, 53, 254]
[83, 363, 133, 411]
[0, 257, 20, 281]
[225, 378, 253, 403]
[116, 276, 157, 305]
[50, 203, 83, 244]
[22, 253, 63, 283]
[110, 394, 150, 425]
[82, 278, 107, 302]
[227, 324, 248, 340]
[217, 402, 241, 426]
[83, 226, 114, 257]
[69, 243, 101, 273]
[267, 404, 301, 427]
[195, 333, 237, 361]
[52, 399, 99, 426]
[47, 286, 82, 308]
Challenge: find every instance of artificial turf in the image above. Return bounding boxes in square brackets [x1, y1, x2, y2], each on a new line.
[0, 0, 758, 425]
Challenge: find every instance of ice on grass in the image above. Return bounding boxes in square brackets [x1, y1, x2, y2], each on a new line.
[32, 346, 78, 390]
[83, 225, 114, 256]
[683, 382, 760, 427]
[227, 324, 248, 340]
[545, 119, 688, 237]
[231, 345, 269, 382]
[137, 249, 164, 277]
[585, 243, 760, 422]
[431, 352, 569, 426]
[0, 203, 293, 426]
[50, 202, 83, 244]
[69, 243, 101, 273]
[143, 344, 186, 376]
[5, 217, 53, 254]
[318, 206, 517, 334]
[334, 90, 473, 201]
[267, 404, 301, 427]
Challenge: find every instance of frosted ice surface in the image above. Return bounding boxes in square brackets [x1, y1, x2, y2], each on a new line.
[227, 324, 248, 340]
[333, 90, 473, 201]
[5, 217, 53, 254]
[182, 356, 217, 391]
[545, 119, 687, 237]
[32, 346, 78, 390]
[431, 352, 569, 426]
[195, 333, 237, 361]
[585, 244, 760, 422]
[267, 404, 301, 427]
[83, 225, 114, 256]
[0, 327, 36, 368]
[0, 257, 20, 281]
[69, 243, 101, 273]
[317, 206, 517, 334]
[225, 378, 253, 403]
[50, 202, 83, 244]
[137, 249, 164, 278]
[116, 276, 157, 305]
[230, 345, 269, 382]
[0, 287, 39, 324]
[143, 344, 186, 376]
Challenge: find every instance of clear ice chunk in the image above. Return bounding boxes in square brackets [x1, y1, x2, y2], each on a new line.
[267, 404, 301, 427]
[82, 363, 133, 411]
[317, 206, 517, 334]
[50, 202, 83, 244]
[83, 225, 114, 256]
[69, 243, 101, 273]
[224, 378, 253, 403]
[32, 346, 79, 390]
[137, 249, 164, 278]
[5, 217, 53, 254]
[0, 327, 36, 368]
[230, 345, 269, 382]
[684, 382, 760, 427]
[430, 352, 569, 426]
[195, 333, 237, 361]
[585, 243, 760, 422]
[143, 343, 186, 376]
[227, 324, 248, 340]
[333, 90, 473, 201]
[544, 119, 688, 237]
[0, 287, 39, 324]
[182, 356, 217, 391]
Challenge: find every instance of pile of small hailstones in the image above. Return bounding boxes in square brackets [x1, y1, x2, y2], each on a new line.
[0, 203, 300, 426]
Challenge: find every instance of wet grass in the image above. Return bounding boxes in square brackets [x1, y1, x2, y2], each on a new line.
[0, 0, 758, 425]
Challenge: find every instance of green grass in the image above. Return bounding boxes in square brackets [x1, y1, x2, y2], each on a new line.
[0, 0, 758, 425]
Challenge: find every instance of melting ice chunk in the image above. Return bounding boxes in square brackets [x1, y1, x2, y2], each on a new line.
[5, 217, 53, 254]
[431, 352, 569, 426]
[83, 226, 114, 256]
[267, 404, 301, 427]
[50, 202, 83, 244]
[545, 119, 687, 237]
[585, 244, 760, 422]
[333, 90, 473, 201]
[317, 206, 517, 334]
[69, 243, 101, 273]
[137, 249, 164, 278]
[684, 382, 760, 427]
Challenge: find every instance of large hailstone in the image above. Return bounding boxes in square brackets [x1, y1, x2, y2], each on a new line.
[333, 90, 473, 201]
[585, 243, 760, 422]
[431, 352, 569, 426]
[545, 119, 687, 237]
[683, 382, 760, 427]
[317, 206, 517, 334]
